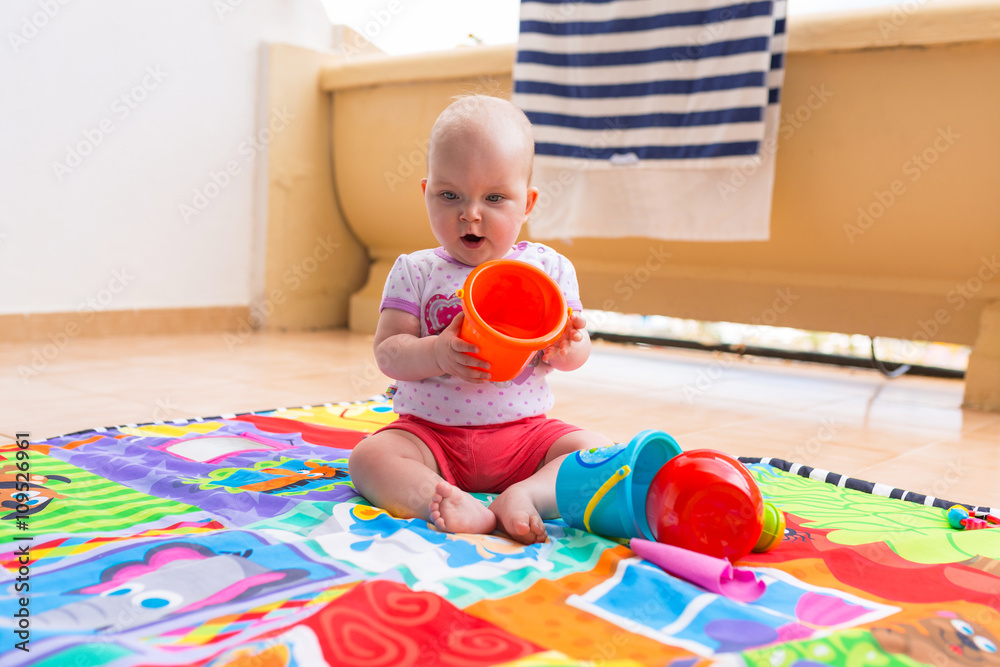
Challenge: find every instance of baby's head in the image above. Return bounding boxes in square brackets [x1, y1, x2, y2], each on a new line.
[427, 95, 535, 183]
[422, 96, 539, 266]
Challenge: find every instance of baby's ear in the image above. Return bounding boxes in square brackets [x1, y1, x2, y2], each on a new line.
[524, 187, 539, 216]
[420, 178, 427, 194]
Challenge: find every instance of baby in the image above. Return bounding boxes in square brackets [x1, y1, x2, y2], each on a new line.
[348, 95, 613, 544]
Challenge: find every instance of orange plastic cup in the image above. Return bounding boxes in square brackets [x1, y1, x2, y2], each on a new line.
[457, 259, 571, 382]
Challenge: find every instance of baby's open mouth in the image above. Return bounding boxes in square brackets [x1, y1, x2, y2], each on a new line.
[461, 234, 484, 247]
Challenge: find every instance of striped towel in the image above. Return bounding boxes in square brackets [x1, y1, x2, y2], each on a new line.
[514, 0, 787, 241]
[515, 0, 783, 169]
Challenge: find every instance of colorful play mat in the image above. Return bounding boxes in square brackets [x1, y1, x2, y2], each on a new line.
[2, 397, 998, 666]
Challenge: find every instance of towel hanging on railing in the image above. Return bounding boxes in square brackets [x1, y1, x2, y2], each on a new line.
[513, 0, 787, 242]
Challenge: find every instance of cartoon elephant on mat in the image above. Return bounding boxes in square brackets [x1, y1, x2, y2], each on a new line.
[30, 542, 309, 633]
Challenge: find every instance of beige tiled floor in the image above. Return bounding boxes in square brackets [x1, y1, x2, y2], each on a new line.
[2, 329, 999, 508]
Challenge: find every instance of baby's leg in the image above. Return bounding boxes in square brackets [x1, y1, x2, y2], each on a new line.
[489, 430, 614, 544]
[348, 429, 495, 534]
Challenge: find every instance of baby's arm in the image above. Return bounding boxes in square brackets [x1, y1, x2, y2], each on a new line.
[542, 310, 591, 372]
[374, 309, 491, 382]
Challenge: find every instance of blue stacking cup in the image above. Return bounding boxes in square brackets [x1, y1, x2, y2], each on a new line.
[555, 429, 682, 540]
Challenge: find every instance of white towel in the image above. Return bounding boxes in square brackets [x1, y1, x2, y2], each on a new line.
[514, 0, 787, 241]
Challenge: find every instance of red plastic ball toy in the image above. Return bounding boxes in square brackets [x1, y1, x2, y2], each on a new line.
[645, 449, 764, 561]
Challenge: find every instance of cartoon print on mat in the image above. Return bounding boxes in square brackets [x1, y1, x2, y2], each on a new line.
[1, 532, 349, 640]
[206, 626, 324, 667]
[152, 432, 295, 464]
[737, 629, 915, 667]
[0, 464, 69, 520]
[0, 451, 201, 537]
[568, 559, 899, 657]
[271, 502, 611, 607]
[0, 520, 226, 573]
[746, 503, 1000, 609]
[206, 581, 544, 667]
[746, 463, 1000, 566]
[232, 398, 397, 436]
[200, 458, 349, 496]
[873, 612, 1000, 666]
[30, 542, 307, 632]
[309, 503, 543, 581]
[227, 414, 368, 449]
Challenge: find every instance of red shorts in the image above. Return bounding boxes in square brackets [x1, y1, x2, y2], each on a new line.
[374, 413, 581, 493]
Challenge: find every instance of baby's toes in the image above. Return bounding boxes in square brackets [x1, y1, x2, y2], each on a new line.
[528, 515, 548, 543]
[508, 512, 538, 543]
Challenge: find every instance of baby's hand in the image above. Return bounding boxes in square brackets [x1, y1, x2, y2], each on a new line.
[542, 311, 587, 363]
[433, 313, 491, 382]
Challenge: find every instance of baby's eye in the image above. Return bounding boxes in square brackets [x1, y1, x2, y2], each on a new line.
[486, 194, 503, 202]
[441, 192, 458, 200]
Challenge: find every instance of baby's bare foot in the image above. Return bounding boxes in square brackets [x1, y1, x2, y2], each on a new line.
[429, 481, 497, 535]
[489, 486, 548, 545]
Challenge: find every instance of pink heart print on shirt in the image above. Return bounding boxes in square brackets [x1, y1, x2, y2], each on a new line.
[424, 293, 463, 335]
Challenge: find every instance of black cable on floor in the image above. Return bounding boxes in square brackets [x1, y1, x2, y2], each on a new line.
[588, 331, 965, 380]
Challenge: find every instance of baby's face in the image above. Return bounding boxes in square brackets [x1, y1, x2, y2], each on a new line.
[422, 124, 537, 266]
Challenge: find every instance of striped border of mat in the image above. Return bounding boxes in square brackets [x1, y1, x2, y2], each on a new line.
[740, 456, 998, 520]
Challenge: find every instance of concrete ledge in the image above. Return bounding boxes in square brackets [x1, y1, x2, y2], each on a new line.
[318, 1, 1000, 95]
[787, 1, 1000, 53]
[321, 44, 515, 92]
